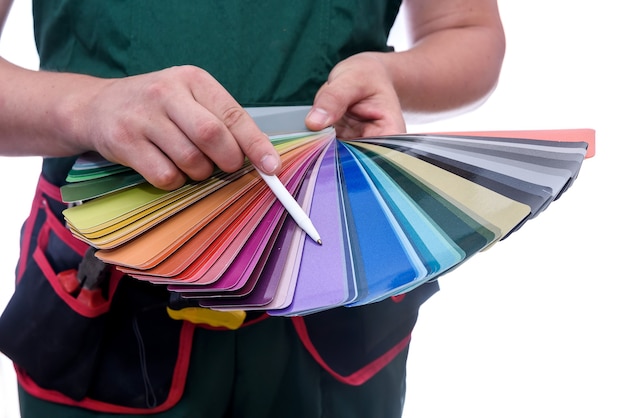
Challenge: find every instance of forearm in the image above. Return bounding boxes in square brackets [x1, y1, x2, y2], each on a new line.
[0, 57, 104, 157]
[381, 28, 505, 114]
[0, 57, 283, 189]
[381, 0, 505, 116]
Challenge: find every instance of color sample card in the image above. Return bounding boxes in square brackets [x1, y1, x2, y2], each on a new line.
[61, 112, 594, 316]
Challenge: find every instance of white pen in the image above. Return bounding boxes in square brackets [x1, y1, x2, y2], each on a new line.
[255, 167, 322, 245]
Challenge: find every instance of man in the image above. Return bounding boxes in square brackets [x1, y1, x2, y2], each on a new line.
[0, 1, 505, 416]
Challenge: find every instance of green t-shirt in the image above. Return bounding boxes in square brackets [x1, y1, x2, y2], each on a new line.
[32, 0, 402, 183]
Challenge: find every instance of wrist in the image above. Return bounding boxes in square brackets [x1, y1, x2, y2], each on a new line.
[54, 73, 112, 155]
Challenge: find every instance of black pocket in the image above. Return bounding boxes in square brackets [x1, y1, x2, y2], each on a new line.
[301, 280, 440, 379]
[88, 278, 184, 408]
[0, 263, 108, 400]
[0, 194, 110, 401]
[0, 176, 193, 412]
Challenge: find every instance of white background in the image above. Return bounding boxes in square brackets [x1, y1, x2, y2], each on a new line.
[1, 1, 624, 417]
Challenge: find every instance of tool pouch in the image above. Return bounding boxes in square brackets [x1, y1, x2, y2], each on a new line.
[0, 175, 116, 400]
[0, 174, 192, 413]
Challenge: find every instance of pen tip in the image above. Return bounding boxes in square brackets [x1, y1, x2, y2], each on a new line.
[316, 239, 322, 245]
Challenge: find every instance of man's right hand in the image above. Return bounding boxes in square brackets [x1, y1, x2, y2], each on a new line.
[77, 65, 281, 190]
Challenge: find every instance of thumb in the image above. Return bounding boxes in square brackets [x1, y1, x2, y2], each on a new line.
[305, 81, 354, 132]
[305, 106, 333, 132]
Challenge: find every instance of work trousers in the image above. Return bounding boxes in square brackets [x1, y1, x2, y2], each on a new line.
[19, 315, 409, 418]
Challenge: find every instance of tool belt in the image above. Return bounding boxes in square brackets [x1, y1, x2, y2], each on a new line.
[0, 173, 438, 413]
[0, 175, 196, 413]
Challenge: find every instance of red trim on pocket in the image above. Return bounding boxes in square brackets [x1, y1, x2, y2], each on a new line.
[42, 197, 89, 255]
[17, 175, 73, 280]
[391, 294, 406, 303]
[17, 183, 44, 280]
[12, 174, 197, 413]
[291, 317, 411, 386]
[37, 174, 63, 201]
[16, 321, 196, 414]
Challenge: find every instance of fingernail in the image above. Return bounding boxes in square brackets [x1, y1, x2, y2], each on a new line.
[260, 153, 279, 173]
[307, 107, 330, 127]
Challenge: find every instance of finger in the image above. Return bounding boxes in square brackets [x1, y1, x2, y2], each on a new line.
[308, 55, 376, 131]
[165, 96, 245, 174]
[305, 85, 349, 132]
[220, 107, 281, 174]
[333, 111, 406, 139]
[114, 138, 188, 190]
[144, 116, 216, 181]
[188, 73, 282, 175]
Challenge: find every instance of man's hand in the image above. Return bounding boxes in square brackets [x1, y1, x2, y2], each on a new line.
[0, 60, 281, 191]
[78, 65, 281, 190]
[305, 53, 406, 139]
[305, 0, 505, 138]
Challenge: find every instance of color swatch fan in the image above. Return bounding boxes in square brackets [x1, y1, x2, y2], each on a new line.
[61, 108, 594, 316]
